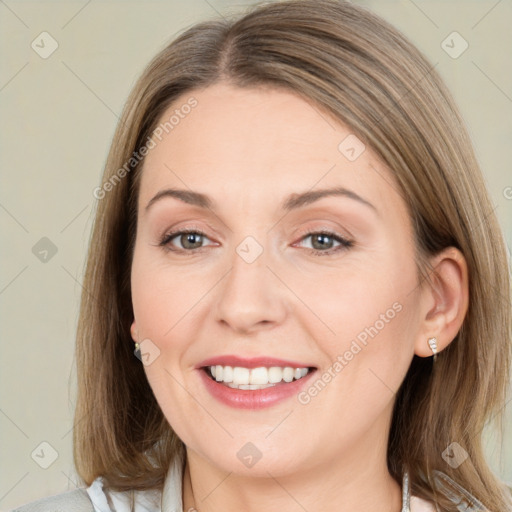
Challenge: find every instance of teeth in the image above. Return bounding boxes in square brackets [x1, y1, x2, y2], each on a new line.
[250, 366, 269, 384]
[207, 365, 311, 389]
[233, 367, 250, 385]
[234, 383, 275, 390]
[222, 365, 234, 383]
[283, 367, 294, 382]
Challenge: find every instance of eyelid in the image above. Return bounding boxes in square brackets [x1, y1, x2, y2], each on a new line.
[292, 225, 354, 243]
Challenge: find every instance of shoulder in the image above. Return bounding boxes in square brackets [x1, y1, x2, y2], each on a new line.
[87, 476, 162, 511]
[11, 476, 162, 512]
[11, 488, 94, 512]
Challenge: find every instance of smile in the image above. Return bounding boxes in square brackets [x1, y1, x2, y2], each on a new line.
[198, 365, 317, 409]
[206, 365, 312, 389]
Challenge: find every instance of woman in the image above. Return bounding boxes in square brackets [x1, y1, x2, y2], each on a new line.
[13, 0, 512, 511]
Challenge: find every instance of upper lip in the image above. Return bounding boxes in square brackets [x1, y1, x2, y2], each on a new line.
[196, 355, 316, 370]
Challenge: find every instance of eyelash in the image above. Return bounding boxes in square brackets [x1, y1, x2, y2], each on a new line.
[158, 228, 354, 256]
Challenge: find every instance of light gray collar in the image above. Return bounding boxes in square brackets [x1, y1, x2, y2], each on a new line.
[161, 453, 185, 512]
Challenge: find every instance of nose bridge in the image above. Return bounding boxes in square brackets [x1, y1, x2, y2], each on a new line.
[214, 234, 287, 332]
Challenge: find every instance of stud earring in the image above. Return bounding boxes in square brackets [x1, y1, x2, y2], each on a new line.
[134, 341, 142, 361]
[131, 324, 142, 361]
[427, 337, 438, 363]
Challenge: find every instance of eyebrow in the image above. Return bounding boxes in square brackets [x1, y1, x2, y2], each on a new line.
[144, 186, 378, 216]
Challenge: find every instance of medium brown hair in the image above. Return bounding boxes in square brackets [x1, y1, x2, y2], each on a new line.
[73, 1, 512, 509]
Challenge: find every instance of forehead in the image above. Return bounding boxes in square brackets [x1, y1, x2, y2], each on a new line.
[138, 82, 405, 220]
[145, 83, 349, 170]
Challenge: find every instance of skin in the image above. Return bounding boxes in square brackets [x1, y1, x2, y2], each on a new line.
[130, 82, 468, 512]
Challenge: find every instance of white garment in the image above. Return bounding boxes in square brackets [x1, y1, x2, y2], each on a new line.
[86, 457, 435, 511]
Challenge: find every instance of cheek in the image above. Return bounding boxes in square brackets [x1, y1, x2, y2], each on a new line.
[298, 283, 418, 438]
[130, 250, 198, 421]
[130, 247, 206, 338]
[290, 250, 420, 418]
[290, 249, 417, 349]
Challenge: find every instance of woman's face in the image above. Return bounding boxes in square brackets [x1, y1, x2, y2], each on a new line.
[130, 82, 425, 477]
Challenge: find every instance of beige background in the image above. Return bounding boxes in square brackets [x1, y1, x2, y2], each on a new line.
[1, 0, 511, 509]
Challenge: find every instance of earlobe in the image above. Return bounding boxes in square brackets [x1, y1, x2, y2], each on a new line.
[130, 320, 138, 342]
[414, 247, 469, 358]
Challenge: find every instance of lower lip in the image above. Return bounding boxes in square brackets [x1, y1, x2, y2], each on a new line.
[198, 368, 317, 409]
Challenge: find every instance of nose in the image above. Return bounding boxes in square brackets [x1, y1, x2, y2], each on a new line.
[213, 242, 289, 334]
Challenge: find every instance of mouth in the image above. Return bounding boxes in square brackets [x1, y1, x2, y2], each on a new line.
[200, 365, 317, 390]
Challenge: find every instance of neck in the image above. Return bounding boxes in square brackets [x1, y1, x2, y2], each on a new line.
[181, 442, 402, 512]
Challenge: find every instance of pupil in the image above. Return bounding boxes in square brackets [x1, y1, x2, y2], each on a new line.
[313, 234, 331, 250]
[184, 233, 201, 248]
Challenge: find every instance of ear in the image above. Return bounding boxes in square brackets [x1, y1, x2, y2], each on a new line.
[130, 320, 138, 343]
[414, 247, 469, 358]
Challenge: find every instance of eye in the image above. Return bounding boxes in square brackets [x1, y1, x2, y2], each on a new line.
[295, 230, 354, 256]
[158, 229, 213, 252]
